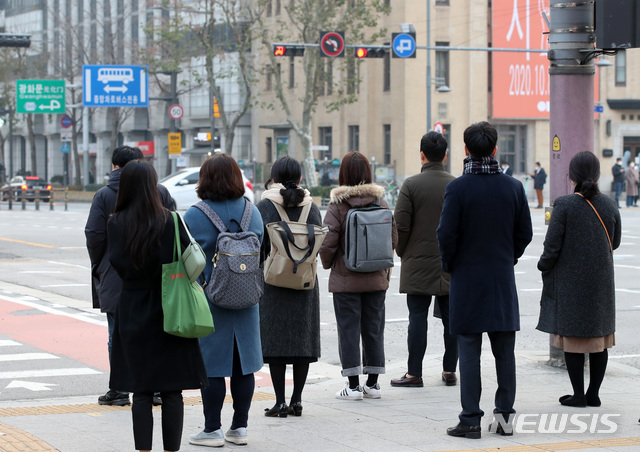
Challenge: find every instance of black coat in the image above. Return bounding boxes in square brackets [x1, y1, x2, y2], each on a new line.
[437, 172, 533, 335]
[537, 194, 621, 337]
[107, 212, 207, 392]
[256, 198, 322, 361]
[533, 167, 547, 190]
[85, 169, 175, 313]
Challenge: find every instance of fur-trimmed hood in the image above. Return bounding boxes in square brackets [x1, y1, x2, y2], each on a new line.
[329, 183, 386, 207]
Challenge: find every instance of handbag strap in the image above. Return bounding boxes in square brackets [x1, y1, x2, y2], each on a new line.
[170, 211, 182, 261]
[575, 193, 613, 254]
[276, 221, 316, 274]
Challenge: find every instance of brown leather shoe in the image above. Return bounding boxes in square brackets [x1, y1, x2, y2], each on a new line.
[390, 373, 423, 387]
[442, 372, 457, 386]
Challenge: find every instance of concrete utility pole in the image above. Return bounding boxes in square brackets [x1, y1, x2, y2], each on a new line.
[548, 0, 595, 201]
[547, 0, 596, 364]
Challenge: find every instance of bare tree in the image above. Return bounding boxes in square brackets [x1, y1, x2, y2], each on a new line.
[257, 0, 389, 186]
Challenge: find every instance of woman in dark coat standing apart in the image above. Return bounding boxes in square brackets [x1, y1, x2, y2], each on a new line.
[537, 151, 621, 407]
[257, 156, 322, 418]
[107, 161, 207, 452]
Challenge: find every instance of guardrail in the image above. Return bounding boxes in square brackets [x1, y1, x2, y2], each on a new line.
[0, 187, 69, 211]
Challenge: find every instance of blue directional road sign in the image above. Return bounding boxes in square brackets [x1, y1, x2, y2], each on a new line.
[83, 65, 149, 107]
[594, 105, 604, 113]
[61, 142, 71, 154]
[392, 33, 416, 58]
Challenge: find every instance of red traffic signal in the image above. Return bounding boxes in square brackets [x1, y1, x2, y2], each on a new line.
[354, 46, 385, 58]
[272, 45, 305, 57]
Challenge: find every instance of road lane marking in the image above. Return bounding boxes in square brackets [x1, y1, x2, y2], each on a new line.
[0, 238, 56, 248]
[20, 271, 65, 274]
[616, 288, 640, 294]
[0, 295, 106, 326]
[40, 284, 90, 288]
[46, 260, 90, 269]
[5, 380, 57, 391]
[0, 368, 100, 379]
[0, 353, 59, 362]
[0, 340, 21, 347]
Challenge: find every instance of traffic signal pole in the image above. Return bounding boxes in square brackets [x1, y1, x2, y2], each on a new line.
[546, 0, 596, 365]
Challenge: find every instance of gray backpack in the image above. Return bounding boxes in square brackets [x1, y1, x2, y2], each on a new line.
[343, 199, 394, 273]
[195, 200, 263, 310]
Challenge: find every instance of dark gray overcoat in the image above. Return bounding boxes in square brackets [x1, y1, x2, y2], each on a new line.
[536, 193, 621, 337]
[256, 199, 322, 362]
[395, 162, 455, 295]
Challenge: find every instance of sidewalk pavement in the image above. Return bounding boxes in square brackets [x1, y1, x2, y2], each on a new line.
[1, 348, 639, 452]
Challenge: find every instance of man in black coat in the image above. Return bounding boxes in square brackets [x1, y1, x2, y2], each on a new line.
[85, 146, 175, 406]
[438, 122, 532, 439]
[611, 157, 625, 207]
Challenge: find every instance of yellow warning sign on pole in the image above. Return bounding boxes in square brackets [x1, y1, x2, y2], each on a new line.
[168, 133, 182, 156]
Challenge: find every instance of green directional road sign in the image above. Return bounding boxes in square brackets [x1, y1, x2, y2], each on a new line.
[16, 79, 65, 114]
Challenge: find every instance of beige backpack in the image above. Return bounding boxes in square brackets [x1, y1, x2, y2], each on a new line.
[264, 201, 328, 290]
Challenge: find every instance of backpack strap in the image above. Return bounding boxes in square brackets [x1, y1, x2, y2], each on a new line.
[298, 203, 312, 223]
[239, 199, 253, 232]
[194, 201, 227, 234]
[270, 200, 291, 222]
[270, 199, 312, 224]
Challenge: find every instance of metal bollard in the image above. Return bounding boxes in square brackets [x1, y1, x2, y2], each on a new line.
[35, 189, 40, 211]
[50, 189, 54, 211]
[8, 188, 12, 210]
[21, 189, 26, 210]
[64, 187, 68, 211]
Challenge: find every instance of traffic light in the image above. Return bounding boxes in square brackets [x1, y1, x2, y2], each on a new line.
[273, 45, 305, 57]
[354, 46, 386, 58]
[0, 34, 31, 48]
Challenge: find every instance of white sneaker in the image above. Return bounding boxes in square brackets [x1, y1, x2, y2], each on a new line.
[363, 383, 381, 399]
[335, 383, 364, 400]
[188, 429, 224, 447]
[225, 427, 248, 445]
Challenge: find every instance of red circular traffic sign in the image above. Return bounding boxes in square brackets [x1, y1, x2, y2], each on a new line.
[433, 122, 444, 134]
[61, 115, 72, 128]
[320, 31, 345, 58]
[169, 104, 184, 120]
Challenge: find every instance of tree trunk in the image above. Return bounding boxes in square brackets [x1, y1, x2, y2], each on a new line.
[26, 114, 37, 176]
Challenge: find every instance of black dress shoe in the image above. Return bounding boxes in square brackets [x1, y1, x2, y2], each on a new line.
[98, 389, 130, 406]
[489, 422, 513, 436]
[447, 422, 481, 439]
[390, 374, 423, 387]
[442, 372, 457, 386]
[264, 402, 288, 418]
[559, 394, 587, 407]
[288, 402, 303, 416]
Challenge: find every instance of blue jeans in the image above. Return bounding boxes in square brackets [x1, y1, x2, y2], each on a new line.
[614, 182, 624, 205]
[333, 291, 386, 377]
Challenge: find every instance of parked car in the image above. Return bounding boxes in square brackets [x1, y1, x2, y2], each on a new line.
[159, 166, 255, 210]
[1, 176, 52, 202]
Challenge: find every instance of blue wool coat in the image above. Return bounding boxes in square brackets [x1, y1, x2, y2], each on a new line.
[437, 172, 533, 335]
[184, 197, 264, 377]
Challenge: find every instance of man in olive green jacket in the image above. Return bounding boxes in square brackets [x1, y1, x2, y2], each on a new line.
[391, 131, 458, 388]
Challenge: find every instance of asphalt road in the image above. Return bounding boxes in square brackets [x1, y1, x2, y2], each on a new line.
[0, 201, 639, 401]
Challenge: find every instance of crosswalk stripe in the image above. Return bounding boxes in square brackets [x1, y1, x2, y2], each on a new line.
[0, 353, 59, 362]
[0, 340, 21, 347]
[0, 368, 101, 379]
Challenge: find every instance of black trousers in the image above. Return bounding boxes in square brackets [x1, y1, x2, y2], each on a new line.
[457, 331, 516, 427]
[132, 391, 183, 451]
[406, 294, 458, 376]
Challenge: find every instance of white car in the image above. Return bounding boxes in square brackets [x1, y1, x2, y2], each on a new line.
[160, 167, 255, 210]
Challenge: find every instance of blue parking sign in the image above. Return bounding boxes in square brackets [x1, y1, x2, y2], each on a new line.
[83, 65, 149, 107]
[392, 33, 416, 58]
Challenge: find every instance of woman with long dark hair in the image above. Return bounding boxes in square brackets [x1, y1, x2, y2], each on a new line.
[319, 151, 397, 400]
[537, 151, 621, 407]
[257, 156, 322, 417]
[107, 160, 207, 452]
[185, 154, 264, 447]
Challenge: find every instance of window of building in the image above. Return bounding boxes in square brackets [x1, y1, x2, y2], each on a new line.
[438, 102, 448, 119]
[383, 45, 391, 91]
[435, 41, 450, 87]
[266, 1, 272, 17]
[289, 56, 295, 89]
[349, 125, 360, 152]
[435, 0, 450, 4]
[383, 124, 391, 164]
[496, 124, 527, 173]
[615, 50, 626, 86]
[131, 0, 139, 56]
[275, 0, 281, 15]
[266, 137, 273, 163]
[318, 127, 333, 161]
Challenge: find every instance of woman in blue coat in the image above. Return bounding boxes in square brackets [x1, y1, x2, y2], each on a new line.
[184, 154, 264, 448]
